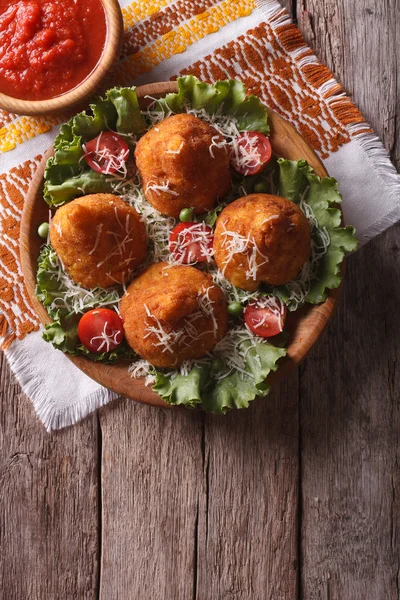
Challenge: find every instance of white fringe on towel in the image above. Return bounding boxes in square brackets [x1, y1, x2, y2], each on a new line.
[5, 331, 117, 431]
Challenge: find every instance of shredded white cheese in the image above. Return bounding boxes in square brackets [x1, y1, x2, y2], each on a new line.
[169, 222, 214, 265]
[128, 359, 157, 386]
[81, 131, 129, 177]
[219, 223, 269, 281]
[89, 320, 123, 353]
[43, 248, 121, 317]
[145, 178, 179, 197]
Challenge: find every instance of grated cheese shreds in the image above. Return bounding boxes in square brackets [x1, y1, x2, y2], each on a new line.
[218, 222, 269, 281]
[276, 190, 331, 311]
[43, 248, 121, 317]
[89, 321, 123, 353]
[108, 175, 174, 266]
[128, 359, 157, 386]
[169, 222, 214, 266]
[212, 326, 260, 380]
[142, 287, 220, 357]
[88, 223, 104, 255]
[165, 141, 184, 155]
[81, 131, 129, 177]
[230, 133, 263, 175]
[197, 285, 218, 337]
[145, 178, 179, 197]
[209, 268, 260, 304]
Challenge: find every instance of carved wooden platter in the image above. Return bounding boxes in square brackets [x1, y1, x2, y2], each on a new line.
[20, 81, 338, 409]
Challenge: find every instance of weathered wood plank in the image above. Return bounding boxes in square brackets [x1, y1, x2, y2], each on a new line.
[98, 399, 203, 600]
[297, 0, 400, 169]
[0, 354, 99, 600]
[196, 375, 300, 600]
[297, 1, 400, 597]
[299, 226, 400, 599]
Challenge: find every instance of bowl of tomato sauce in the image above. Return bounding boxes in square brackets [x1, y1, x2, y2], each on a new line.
[0, 0, 123, 115]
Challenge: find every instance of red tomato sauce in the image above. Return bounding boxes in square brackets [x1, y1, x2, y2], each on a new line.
[0, 0, 107, 101]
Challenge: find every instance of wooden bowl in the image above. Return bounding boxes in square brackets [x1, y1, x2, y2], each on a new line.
[20, 81, 339, 409]
[0, 0, 123, 116]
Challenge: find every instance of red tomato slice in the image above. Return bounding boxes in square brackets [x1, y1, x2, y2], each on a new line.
[78, 308, 124, 353]
[169, 222, 214, 264]
[231, 132, 272, 176]
[244, 298, 286, 338]
[83, 132, 129, 175]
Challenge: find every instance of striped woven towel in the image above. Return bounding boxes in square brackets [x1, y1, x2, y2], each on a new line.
[1, 0, 399, 430]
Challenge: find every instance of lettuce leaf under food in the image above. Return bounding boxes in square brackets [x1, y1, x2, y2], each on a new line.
[153, 341, 286, 413]
[42, 320, 135, 362]
[106, 87, 146, 134]
[36, 246, 130, 362]
[44, 170, 114, 207]
[277, 159, 358, 305]
[202, 341, 286, 413]
[158, 75, 270, 134]
[153, 365, 210, 408]
[70, 98, 117, 141]
[43, 86, 143, 207]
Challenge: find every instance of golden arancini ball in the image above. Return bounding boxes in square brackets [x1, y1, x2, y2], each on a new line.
[120, 263, 228, 368]
[213, 194, 311, 290]
[50, 194, 147, 289]
[134, 113, 231, 218]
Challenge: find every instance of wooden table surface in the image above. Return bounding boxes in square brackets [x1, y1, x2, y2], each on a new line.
[1, 1, 399, 598]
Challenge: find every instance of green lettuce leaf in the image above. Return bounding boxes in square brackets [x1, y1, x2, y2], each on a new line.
[44, 170, 114, 207]
[70, 99, 117, 141]
[36, 246, 129, 362]
[202, 341, 286, 413]
[153, 365, 210, 408]
[152, 341, 285, 413]
[278, 158, 311, 202]
[106, 87, 146, 134]
[158, 75, 269, 134]
[42, 320, 135, 362]
[43, 87, 143, 207]
[277, 159, 358, 305]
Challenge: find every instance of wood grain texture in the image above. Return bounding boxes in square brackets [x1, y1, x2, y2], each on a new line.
[0, 354, 99, 600]
[299, 227, 400, 600]
[98, 400, 203, 599]
[296, 1, 400, 598]
[1, 1, 399, 599]
[196, 375, 300, 600]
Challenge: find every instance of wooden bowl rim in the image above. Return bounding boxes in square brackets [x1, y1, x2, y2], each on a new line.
[20, 80, 341, 408]
[0, 0, 123, 116]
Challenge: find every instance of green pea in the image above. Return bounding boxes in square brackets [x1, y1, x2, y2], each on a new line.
[211, 357, 224, 372]
[227, 301, 243, 317]
[179, 208, 194, 222]
[38, 222, 49, 239]
[254, 181, 269, 194]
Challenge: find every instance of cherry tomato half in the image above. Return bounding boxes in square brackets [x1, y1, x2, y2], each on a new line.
[78, 308, 124, 353]
[83, 132, 130, 175]
[244, 298, 287, 338]
[231, 132, 272, 176]
[169, 222, 214, 264]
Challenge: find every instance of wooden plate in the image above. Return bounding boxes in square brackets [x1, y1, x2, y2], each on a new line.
[20, 81, 338, 409]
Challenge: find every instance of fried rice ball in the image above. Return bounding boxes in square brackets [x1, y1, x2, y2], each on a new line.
[134, 113, 231, 218]
[50, 194, 147, 289]
[120, 262, 228, 368]
[213, 194, 311, 291]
